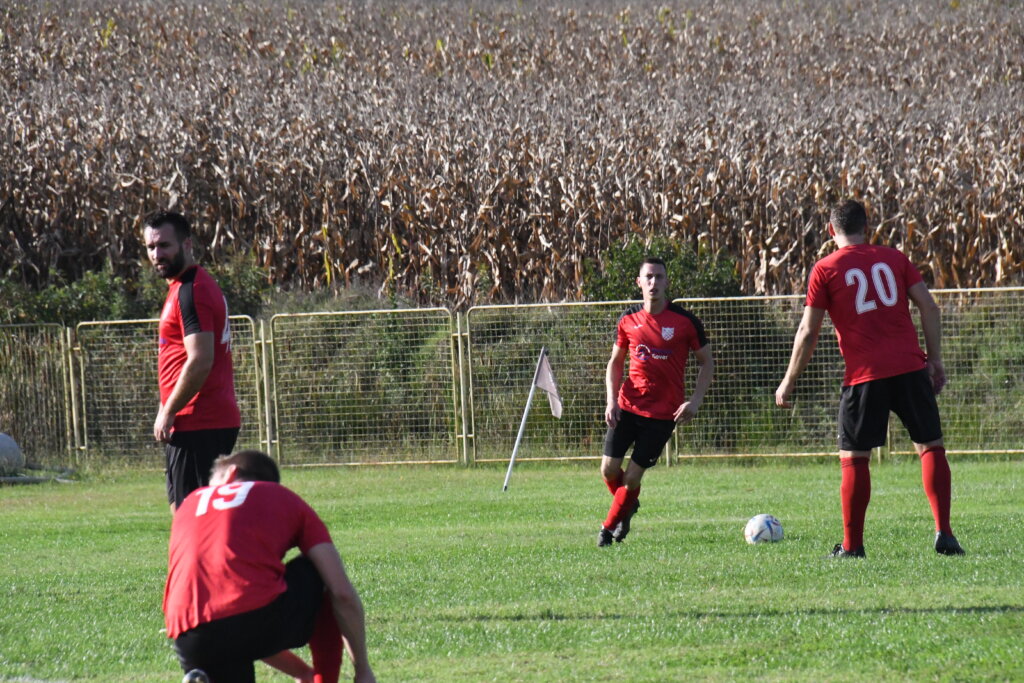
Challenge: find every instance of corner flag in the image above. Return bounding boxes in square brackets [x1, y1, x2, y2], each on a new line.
[503, 347, 563, 491]
[535, 348, 563, 419]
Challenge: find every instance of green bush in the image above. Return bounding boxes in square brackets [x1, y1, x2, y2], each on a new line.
[582, 235, 741, 302]
[0, 266, 143, 325]
[0, 257, 271, 325]
[206, 255, 273, 319]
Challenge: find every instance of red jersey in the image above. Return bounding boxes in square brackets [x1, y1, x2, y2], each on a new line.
[158, 265, 240, 431]
[615, 303, 709, 421]
[163, 481, 332, 638]
[806, 243, 927, 386]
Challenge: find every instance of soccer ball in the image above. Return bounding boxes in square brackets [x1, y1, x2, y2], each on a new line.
[744, 513, 783, 544]
[0, 433, 24, 475]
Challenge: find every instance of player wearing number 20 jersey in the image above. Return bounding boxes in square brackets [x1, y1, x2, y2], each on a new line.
[776, 199, 963, 560]
[806, 244, 926, 386]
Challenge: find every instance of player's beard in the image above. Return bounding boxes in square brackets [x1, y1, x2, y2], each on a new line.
[155, 250, 187, 279]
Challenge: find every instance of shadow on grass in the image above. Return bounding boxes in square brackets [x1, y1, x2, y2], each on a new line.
[442, 604, 1024, 623]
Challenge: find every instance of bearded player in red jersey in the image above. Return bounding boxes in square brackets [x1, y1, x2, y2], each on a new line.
[599, 257, 715, 547]
[776, 199, 965, 559]
[164, 450, 375, 683]
[143, 211, 241, 510]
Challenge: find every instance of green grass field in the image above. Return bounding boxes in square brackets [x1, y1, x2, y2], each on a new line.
[1, 459, 1022, 682]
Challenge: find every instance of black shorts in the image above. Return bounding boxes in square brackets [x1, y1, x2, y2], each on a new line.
[603, 409, 677, 469]
[838, 368, 942, 451]
[174, 556, 324, 683]
[165, 427, 240, 506]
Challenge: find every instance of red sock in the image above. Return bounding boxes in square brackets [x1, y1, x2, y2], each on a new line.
[604, 469, 623, 496]
[309, 593, 342, 683]
[840, 458, 870, 551]
[603, 485, 640, 530]
[920, 446, 952, 534]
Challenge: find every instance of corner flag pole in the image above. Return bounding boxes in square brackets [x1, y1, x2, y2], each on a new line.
[502, 347, 547, 492]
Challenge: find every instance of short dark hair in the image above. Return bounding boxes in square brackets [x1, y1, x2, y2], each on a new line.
[642, 256, 667, 269]
[212, 450, 281, 483]
[830, 200, 867, 235]
[143, 210, 191, 241]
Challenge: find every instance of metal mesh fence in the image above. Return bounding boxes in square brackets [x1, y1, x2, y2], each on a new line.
[684, 296, 844, 457]
[0, 324, 72, 469]
[74, 317, 263, 461]
[464, 298, 847, 463]
[2, 288, 1018, 469]
[269, 309, 458, 465]
[465, 291, 1024, 462]
[890, 288, 1024, 456]
[465, 302, 626, 462]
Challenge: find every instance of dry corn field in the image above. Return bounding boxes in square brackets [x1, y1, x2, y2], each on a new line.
[2, 0, 1022, 307]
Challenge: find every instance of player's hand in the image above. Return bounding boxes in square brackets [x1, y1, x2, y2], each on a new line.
[775, 378, 795, 408]
[928, 359, 947, 395]
[674, 400, 699, 424]
[605, 404, 620, 429]
[153, 409, 174, 443]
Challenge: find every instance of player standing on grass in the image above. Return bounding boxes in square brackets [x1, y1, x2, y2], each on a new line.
[164, 450, 375, 683]
[143, 210, 241, 510]
[598, 257, 715, 547]
[775, 199, 965, 558]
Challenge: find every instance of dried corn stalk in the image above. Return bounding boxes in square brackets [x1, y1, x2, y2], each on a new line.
[1, 0, 1021, 308]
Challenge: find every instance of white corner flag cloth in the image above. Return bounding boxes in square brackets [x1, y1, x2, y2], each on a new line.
[535, 349, 563, 419]
[503, 347, 563, 491]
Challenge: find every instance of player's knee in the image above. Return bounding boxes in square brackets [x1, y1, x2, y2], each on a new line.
[600, 461, 622, 481]
[622, 471, 644, 490]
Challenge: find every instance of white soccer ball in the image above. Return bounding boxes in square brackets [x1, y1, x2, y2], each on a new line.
[744, 513, 783, 544]
[0, 433, 25, 475]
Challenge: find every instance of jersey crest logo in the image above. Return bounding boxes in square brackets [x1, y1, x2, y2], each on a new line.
[661, 327, 675, 341]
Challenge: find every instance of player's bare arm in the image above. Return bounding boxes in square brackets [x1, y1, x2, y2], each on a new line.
[675, 344, 714, 424]
[908, 281, 946, 395]
[153, 331, 215, 442]
[307, 543, 376, 683]
[775, 306, 826, 408]
[605, 344, 627, 428]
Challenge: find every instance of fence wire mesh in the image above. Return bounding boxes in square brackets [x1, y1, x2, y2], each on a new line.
[464, 298, 848, 463]
[0, 324, 71, 469]
[890, 288, 1024, 455]
[1, 288, 1019, 469]
[465, 302, 624, 463]
[74, 317, 263, 461]
[682, 296, 844, 457]
[269, 309, 458, 465]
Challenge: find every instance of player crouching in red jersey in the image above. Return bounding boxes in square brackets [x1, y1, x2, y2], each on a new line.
[163, 450, 375, 683]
